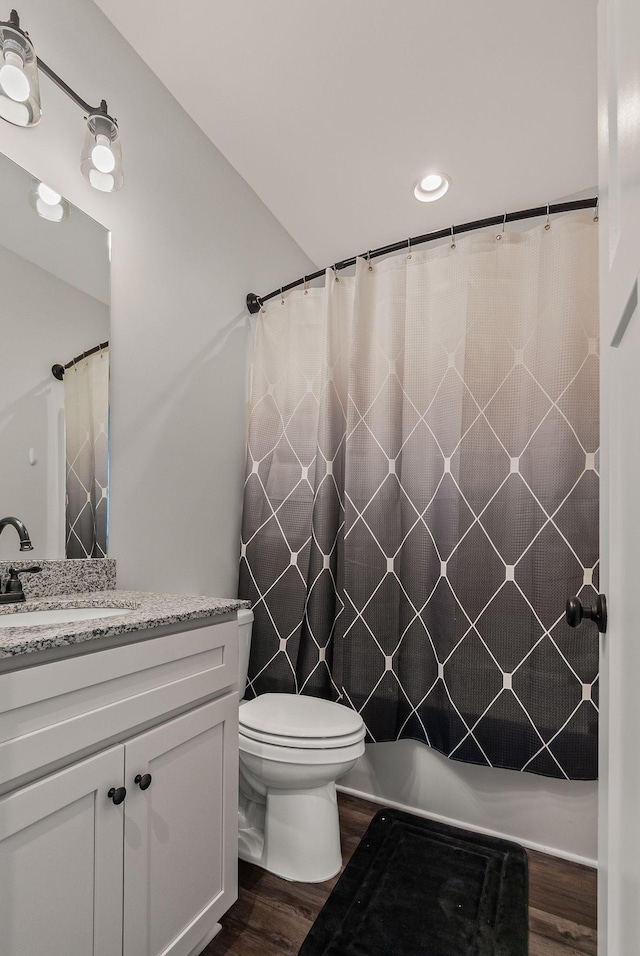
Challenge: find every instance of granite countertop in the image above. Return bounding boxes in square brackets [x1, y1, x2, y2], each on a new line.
[0, 590, 251, 660]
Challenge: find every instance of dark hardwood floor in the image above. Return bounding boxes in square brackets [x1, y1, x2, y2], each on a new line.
[206, 792, 597, 956]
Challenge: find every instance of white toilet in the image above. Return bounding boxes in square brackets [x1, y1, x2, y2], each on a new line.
[236, 608, 366, 882]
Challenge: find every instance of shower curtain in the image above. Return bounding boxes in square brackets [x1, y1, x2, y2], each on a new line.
[64, 346, 109, 558]
[239, 213, 599, 780]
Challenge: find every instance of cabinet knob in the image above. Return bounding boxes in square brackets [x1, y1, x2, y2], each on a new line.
[134, 773, 152, 791]
[107, 786, 127, 805]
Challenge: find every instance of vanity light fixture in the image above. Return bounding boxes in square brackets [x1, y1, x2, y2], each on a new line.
[413, 172, 450, 203]
[0, 8, 124, 192]
[29, 179, 70, 222]
[80, 107, 123, 192]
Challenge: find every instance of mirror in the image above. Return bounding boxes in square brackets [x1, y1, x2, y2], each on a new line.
[0, 152, 110, 559]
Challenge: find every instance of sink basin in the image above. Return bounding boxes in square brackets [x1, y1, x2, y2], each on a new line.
[0, 606, 132, 628]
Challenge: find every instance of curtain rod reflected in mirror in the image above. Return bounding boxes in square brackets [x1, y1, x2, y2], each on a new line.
[52, 341, 109, 380]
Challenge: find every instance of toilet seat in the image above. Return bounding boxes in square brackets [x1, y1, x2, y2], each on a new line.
[239, 730, 365, 765]
[239, 723, 366, 749]
[239, 693, 365, 750]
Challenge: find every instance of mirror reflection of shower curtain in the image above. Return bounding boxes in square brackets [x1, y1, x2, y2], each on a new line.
[63, 347, 109, 558]
[239, 213, 599, 781]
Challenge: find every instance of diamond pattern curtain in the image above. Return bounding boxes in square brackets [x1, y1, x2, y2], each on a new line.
[239, 213, 599, 780]
[64, 347, 109, 558]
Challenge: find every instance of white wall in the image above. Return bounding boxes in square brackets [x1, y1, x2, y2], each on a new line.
[0, 243, 108, 559]
[0, 0, 314, 594]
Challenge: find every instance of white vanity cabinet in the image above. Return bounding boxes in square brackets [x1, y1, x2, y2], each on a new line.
[0, 745, 125, 956]
[0, 616, 239, 956]
[123, 694, 237, 956]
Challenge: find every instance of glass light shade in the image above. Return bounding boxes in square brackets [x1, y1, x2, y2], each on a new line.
[80, 112, 124, 192]
[0, 20, 41, 127]
[29, 180, 70, 222]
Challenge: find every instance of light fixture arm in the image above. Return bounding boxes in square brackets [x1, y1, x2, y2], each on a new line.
[36, 57, 104, 116]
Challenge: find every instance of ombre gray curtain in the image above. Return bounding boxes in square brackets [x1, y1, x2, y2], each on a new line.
[64, 346, 109, 558]
[239, 213, 599, 780]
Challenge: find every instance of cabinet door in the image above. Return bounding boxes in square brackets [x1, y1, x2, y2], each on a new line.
[0, 746, 124, 956]
[123, 694, 239, 956]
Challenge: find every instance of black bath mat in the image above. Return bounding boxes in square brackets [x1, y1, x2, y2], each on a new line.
[298, 808, 528, 956]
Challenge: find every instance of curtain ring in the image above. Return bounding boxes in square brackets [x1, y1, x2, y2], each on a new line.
[593, 197, 599, 223]
[545, 203, 551, 231]
[450, 225, 456, 250]
[367, 250, 373, 272]
[280, 287, 285, 304]
[334, 264, 340, 282]
[303, 275, 309, 295]
[407, 238, 412, 260]
[496, 212, 506, 241]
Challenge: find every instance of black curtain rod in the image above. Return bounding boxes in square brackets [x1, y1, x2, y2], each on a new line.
[246, 197, 599, 314]
[51, 341, 109, 381]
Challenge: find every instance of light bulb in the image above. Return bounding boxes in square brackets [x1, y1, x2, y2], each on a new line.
[0, 50, 29, 101]
[91, 134, 116, 173]
[35, 197, 64, 222]
[89, 168, 115, 192]
[420, 174, 444, 192]
[37, 182, 62, 205]
[29, 180, 70, 221]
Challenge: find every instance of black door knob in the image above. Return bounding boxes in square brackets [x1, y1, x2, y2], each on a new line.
[107, 786, 127, 805]
[566, 594, 607, 634]
[134, 773, 152, 790]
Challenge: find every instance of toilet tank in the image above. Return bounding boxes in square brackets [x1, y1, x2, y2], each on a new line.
[237, 607, 254, 699]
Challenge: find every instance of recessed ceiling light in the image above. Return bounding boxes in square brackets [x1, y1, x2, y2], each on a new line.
[414, 172, 450, 203]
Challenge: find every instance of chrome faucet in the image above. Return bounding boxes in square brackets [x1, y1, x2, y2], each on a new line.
[0, 516, 34, 551]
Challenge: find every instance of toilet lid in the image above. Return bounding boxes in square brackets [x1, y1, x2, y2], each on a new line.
[239, 693, 364, 740]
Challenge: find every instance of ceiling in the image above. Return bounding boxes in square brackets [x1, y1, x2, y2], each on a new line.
[93, 0, 598, 270]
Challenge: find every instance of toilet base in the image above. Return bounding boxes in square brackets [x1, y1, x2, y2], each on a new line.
[238, 781, 342, 882]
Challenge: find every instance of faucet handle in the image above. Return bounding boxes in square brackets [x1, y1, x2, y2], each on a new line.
[5, 566, 42, 594]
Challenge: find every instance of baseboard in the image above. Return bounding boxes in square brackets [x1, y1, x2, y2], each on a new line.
[336, 783, 597, 869]
[189, 922, 221, 956]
